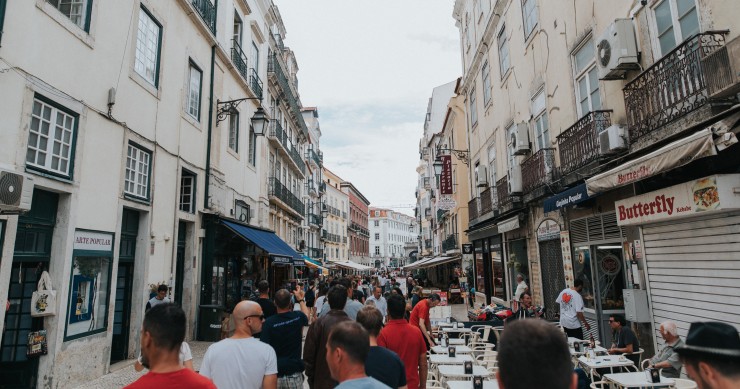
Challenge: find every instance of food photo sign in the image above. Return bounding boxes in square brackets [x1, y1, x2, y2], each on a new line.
[615, 174, 740, 226]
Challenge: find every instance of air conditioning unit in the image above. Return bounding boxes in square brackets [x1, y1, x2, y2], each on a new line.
[476, 166, 488, 187]
[702, 35, 740, 99]
[599, 125, 627, 154]
[510, 122, 530, 155]
[597, 19, 640, 80]
[509, 160, 522, 193]
[0, 170, 34, 213]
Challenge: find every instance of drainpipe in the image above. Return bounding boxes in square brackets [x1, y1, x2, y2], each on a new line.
[205, 44, 216, 210]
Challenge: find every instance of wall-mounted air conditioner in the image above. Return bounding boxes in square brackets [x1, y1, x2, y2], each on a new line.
[598, 125, 627, 154]
[702, 35, 740, 99]
[0, 170, 34, 213]
[511, 122, 530, 155]
[597, 19, 640, 80]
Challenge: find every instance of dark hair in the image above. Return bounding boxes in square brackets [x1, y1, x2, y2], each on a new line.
[157, 284, 168, 293]
[257, 280, 270, 293]
[356, 306, 384, 337]
[610, 314, 626, 327]
[497, 319, 573, 389]
[274, 289, 292, 309]
[329, 279, 339, 288]
[328, 321, 370, 364]
[317, 283, 329, 297]
[143, 303, 185, 352]
[681, 355, 740, 378]
[387, 294, 407, 319]
[327, 285, 348, 310]
[520, 291, 532, 299]
[573, 279, 584, 288]
[337, 277, 352, 289]
[428, 293, 441, 302]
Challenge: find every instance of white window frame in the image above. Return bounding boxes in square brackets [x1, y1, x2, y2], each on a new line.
[572, 37, 601, 117]
[47, 0, 91, 31]
[469, 88, 478, 127]
[179, 169, 196, 213]
[228, 113, 239, 153]
[26, 96, 77, 178]
[233, 11, 243, 48]
[251, 41, 260, 74]
[498, 25, 510, 77]
[521, 0, 538, 39]
[531, 89, 549, 151]
[248, 126, 257, 166]
[650, 0, 700, 57]
[482, 61, 492, 105]
[134, 7, 162, 87]
[187, 62, 202, 120]
[124, 143, 152, 200]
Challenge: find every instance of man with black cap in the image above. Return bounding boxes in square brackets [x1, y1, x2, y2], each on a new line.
[676, 321, 740, 389]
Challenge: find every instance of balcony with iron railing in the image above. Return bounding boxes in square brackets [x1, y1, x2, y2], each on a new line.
[249, 68, 263, 100]
[329, 233, 341, 243]
[319, 181, 326, 194]
[321, 230, 328, 240]
[273, 33, 285, 51]
[267, 120, 306, 176]
[191, 0, 216, 34]
[307, 148, 322, 167]
[623, 31, 730, 150]
[557, 110, 612, 184]
[268, 53, 309, 137]
[479, 186, 494, 216]
[442, 233, 458, 252]
[268, 177, 304, 216]
[468, 197, 479, 223]
[308, 247, 323, 260]
[231, 39, 249, 83]
[521, 148, 557, 199]
[496, 176, 512, 209]
[308, 213, 322, 227]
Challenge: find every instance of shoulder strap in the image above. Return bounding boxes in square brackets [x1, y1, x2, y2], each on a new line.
[37, 271, 53, 292]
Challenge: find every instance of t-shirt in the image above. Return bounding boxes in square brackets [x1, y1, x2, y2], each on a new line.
[409, 299, 431, 332]
[145, 296, 171, 311]
[514, 281, 528, 301]
[378, 319, 427, 389]
[125, 368, 215, 389]
[614, 326, 641, 365]
[555, 288, 584, 329]
[254, 297, 278, 319]
[336, 376, 391, 389]
[365, 296, 387, 317]
[179, 342, 193, 365]
[649, 338, 684, 378]
[260, 311, 308, 376]
[315, 296, 326, 314]
[365, 346, 406, 389]
[318, 299, 364, 319]
[200, 337, 278, 389]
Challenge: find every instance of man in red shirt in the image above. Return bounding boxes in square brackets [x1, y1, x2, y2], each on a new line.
[409, 293, 441, 350]
[378, 294, 428, 389]
[126, 304, 215, 388]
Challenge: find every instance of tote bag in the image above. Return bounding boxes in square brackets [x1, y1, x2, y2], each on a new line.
[30, 271, 57, 317]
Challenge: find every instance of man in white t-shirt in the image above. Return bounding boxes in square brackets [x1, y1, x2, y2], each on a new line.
[200, 301, 278, 389]
[555, 279, 590, 340]
[365, 287, 387, 318]
[513, 274, 528, 302]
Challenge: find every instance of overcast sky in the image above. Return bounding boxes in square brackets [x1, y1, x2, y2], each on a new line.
[277, 1, 461, 215]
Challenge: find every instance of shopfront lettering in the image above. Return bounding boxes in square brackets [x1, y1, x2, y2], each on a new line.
[74, 237, 112, 246]
[555, 192, 583, 208]
[617, 165, 651, 185]
[618, 195, 675, 221]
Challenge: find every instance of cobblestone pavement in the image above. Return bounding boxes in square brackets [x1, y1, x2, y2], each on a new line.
[79, 304, 471, 388]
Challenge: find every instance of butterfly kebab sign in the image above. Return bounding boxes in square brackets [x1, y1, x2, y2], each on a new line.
[615, 174, 739, 226]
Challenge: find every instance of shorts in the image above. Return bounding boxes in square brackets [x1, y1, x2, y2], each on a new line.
[278, 372, 304, 389]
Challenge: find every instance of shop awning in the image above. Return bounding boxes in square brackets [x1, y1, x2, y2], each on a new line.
[412, 256, 460, 269]
[327, 260, 373, 271]
[586, 129, 716, 195]
[543, 183, 591, 213]
[303, 256, 329, 275]
[404, 257, 436, 270]
[221, 220, 302, 265]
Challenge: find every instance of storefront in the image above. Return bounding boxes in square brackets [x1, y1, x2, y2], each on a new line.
[498, 215, 529, 304]
[536, 218, 565, 321]
[616, 174, 740, 337]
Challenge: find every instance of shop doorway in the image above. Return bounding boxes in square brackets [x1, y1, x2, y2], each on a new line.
[111, 209, 139, 363]
[539, 239, 565, 320]
[0, 189, 58, 388]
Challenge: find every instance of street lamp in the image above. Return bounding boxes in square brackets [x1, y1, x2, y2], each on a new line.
[433, 155, 444, 177]
[216, 98, 268, 136]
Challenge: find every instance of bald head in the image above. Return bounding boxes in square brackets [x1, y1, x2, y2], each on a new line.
[233, 300, 260, 320]
[232, 300, 264, 337]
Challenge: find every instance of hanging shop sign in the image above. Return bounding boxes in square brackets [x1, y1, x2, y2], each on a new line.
[437, 196, 457, 211]
[440, 155, 453, 195]
[614, 174, 740, 226]
[497, 216, 520, 233]
[536, 219, 561, 242]
[543, 183, 590, 213]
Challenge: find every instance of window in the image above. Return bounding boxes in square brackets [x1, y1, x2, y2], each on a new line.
[521, 0, 538, 39]
[498, 26, 510, 76]
[228, 113, 239, 152]
[251, 42, 260, 74]
[375, 246, 380, 255]
[573, 39, 601, 116]
[124, 143, 151, 200]
[233, 11, 242, 47]
[531, 90, 549, 150]
[375, 233, 380, 240]
[653, 0, 699, 55]
[134, 7, 162, 87]
[46, 0, 91, 31]
[179, 170, 196, 213]
[248, 126, 257, 165]
[487, 144, 497, 193]
[187, 62, 202, 120]
[469, 88, 478, 126]
[482, 61, 492, 105]
[374, 220, 379, 227]
[26, 96, 77, 178]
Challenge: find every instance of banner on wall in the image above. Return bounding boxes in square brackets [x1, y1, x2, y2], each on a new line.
[440, 155, 453, 195]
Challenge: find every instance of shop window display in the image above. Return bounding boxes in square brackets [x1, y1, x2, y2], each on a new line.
[66, 256, 111, 338]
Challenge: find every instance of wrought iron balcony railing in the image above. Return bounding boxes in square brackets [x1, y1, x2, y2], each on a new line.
[308, 213, 322, 227]
[268, 53, 309, 137]
[308, 247, 323, 260]
[268, 177, 304, 216]
[249, 68, 263, 100]
[521, 148, 556, 193]
[557, 110, 612, 176]
[231, 39, 249, 83]
[321, 230, 328, 240]
[496, 176, 511, 208]
[480, 187, 494, 215]
[319, 182, 327, 194]
[191, 0, 216, 34]
[623, 31, 728, 143]
[468, 197, 479, 222]
[267, 121, 305, 176]
[442, 233, 458, 252]
[307, 148, 322, 167]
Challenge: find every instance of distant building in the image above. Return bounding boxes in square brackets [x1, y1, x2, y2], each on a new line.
[322, 168, 350, 263]
[341, 182, 371, 265]
[369, 208, 416, 268]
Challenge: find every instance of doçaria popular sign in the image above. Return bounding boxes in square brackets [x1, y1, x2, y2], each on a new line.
[614, 174, 740, 226]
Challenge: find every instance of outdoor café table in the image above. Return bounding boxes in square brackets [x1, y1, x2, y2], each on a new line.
[432, 345, 473, 354]
[430, 354, 475, 365]
[577, 355, 635, 382]
[436, 321, 454, 328]
[443, 327, 472, 333]
[438, 365, 490, 382]
[569, 344, 608, 356]
[603, 372, 675, 388]
[446, 380, 499, 389]
[448, 338, 466, 345]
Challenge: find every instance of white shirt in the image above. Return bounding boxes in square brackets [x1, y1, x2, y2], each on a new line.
[315, 295, 326, 314]
[179, 342, 192, 365]
[200, 337, 278, 389]
[514, 281, 528, 301]
[555, 288, 585, 329]
[365, 295, 387, 317]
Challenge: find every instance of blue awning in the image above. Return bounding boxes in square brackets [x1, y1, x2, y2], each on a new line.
[543, 183, 591, 213]
[221, 220, 301, 265]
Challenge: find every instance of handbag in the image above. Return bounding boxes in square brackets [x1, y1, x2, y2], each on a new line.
[26, 330, 48, 357]
[30, 271, 57, 317]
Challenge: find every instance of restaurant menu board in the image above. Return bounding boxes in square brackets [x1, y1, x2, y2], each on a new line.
[560, 231, 574, 289]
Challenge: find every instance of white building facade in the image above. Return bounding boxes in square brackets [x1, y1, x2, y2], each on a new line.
[322, 168, 349, 264]
[369, 208, 416, 268]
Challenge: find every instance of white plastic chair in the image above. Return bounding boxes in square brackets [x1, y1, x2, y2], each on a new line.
[641, 358, 651, 371]
[672, 378, 698, 389]
[589, 381, 610, 389]
[622, 347, 645, 364]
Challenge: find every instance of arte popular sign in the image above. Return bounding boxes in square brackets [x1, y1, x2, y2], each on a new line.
[440, 155, 453, 195]
[74, 230, 113, 252]
[614, 174, 740, 226]
[536, 219, 560, 242]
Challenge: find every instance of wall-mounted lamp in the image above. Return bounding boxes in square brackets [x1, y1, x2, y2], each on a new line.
[435, 146, 470, 166]
[216, 98, 268, 136]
